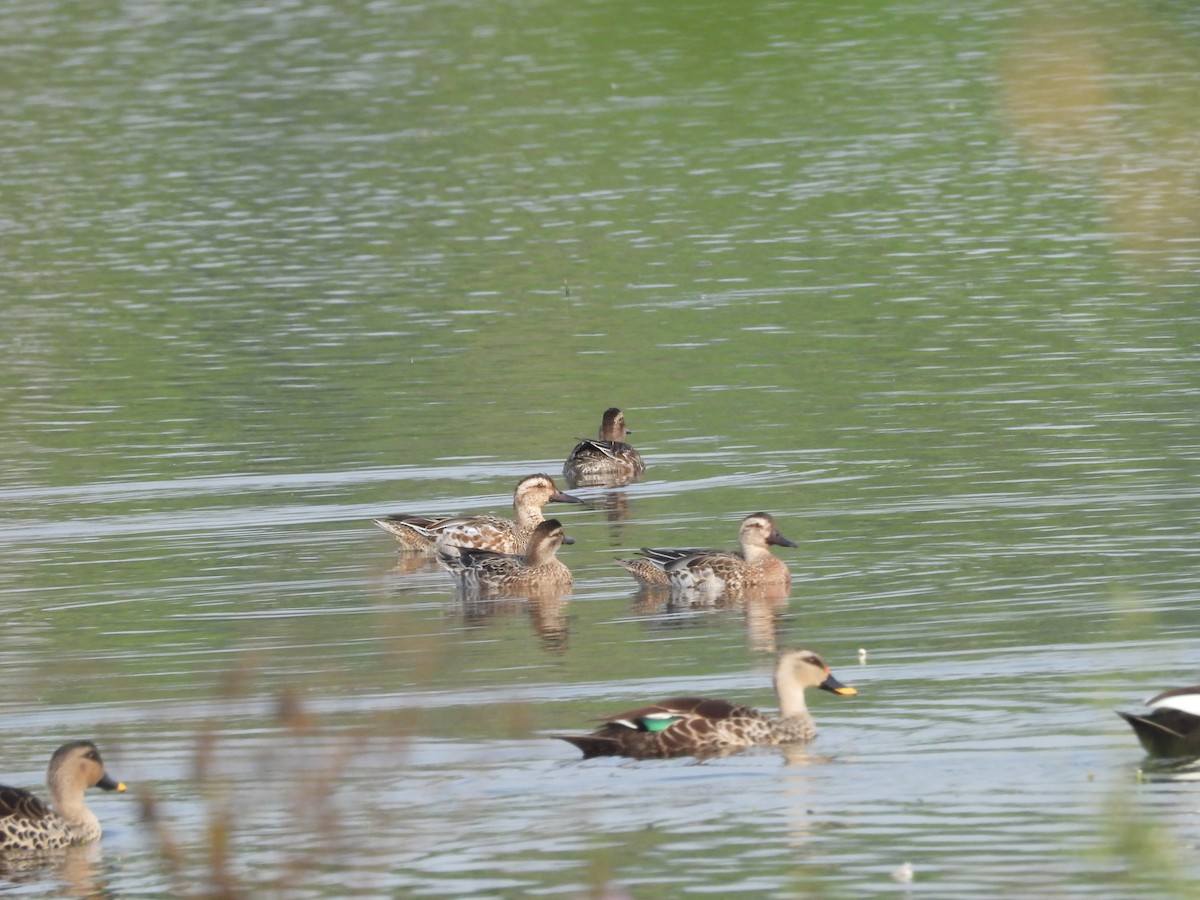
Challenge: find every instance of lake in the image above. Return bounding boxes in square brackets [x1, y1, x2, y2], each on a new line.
[2, 0, 1199, 896]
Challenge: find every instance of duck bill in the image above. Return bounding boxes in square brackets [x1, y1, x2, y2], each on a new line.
[97, 773, 127, 792]
[819, 672, 857, 696]
[768, 531, 798, 549]
[552, 490, 585, 504]
[561, 535, 576, 545]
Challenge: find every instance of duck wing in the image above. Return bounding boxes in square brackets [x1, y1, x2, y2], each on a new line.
[0, 785, 51, 823]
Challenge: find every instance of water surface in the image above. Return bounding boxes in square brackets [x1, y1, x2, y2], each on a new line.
[2, 0, 1200, 896]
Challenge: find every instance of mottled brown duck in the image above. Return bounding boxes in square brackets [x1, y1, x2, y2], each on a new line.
[438, 519, 574, 595]
[616, 512, 797, 593]
[374, 473, 582, 554]
[556, 649, 855, 759]
[0, 741, 126, 852]
[563, 408, 645, 486]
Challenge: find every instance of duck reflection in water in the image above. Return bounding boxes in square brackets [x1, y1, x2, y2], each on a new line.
[0, 841, 107, 893]
[446, 593, 570, 653]
[631, 588, 788, 656]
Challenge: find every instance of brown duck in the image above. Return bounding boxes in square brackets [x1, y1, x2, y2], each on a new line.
[617, 512, 797, 593]
[0, 741, 126, 852]
[438, 519, 574, 595]
[556, 649, 856, 759]
[563, 408, 646, 487]
[374, 473, 582, 554]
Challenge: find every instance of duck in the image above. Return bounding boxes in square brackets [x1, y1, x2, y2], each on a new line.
[0, 741, 126, 852]
[373, 474, 582, 554]
[563, 408, 645, 487]
[556, 649, 856, 759]
[438, 519, 574, 595]
[616, 512, 797, 593]
[1117, 687, 1200, 759]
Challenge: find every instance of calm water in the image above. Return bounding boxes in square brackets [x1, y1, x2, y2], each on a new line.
[3, 0, 1200, 896]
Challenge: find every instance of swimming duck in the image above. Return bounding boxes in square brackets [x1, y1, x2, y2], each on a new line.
[563, 408, 645, 487]
[556, 649, 856, 759]
[1117, 687, 1200, 759]
[0, 741, 126, 852]
[438, 519, 574, 595]
[616, 512, 797, 593]
[374, 474, 582, 554]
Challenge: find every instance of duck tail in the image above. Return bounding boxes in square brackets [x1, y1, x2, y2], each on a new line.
[554, 734, 622, 759]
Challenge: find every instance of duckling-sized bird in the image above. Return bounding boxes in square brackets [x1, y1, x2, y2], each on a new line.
[617, 512, 797, 593]
[438, 519, 574, 595]
[563, 407, 645, 487]
[374, 474, 582, 554]
[556, 649, 856, 759]
[0, 741, 126, 852]
[1117, 687, 1200, 759]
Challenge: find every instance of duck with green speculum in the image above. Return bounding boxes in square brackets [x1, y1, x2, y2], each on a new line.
[1, 741, 126, 852]
[556, 649, 856, 759]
